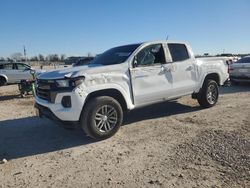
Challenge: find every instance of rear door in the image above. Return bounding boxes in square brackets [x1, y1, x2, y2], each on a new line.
[167, 43, 197, 96]
[130, 43, 173, 106]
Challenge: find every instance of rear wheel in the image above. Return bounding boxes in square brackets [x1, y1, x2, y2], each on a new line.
[0, 77, 6, 86]
[80, 96, 123, 140]
[197, 79, 219, 108]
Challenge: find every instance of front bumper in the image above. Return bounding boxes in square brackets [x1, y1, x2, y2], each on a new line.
[35, 103, 61, 121]
[35, 88, 87, 121]
[35, 103, 79, 129]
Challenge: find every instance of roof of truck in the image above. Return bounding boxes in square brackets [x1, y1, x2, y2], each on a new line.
[143, 40, 187, 44]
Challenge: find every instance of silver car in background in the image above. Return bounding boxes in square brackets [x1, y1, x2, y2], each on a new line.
[229, 56, 250, 84]
[0, 62, 34, 86]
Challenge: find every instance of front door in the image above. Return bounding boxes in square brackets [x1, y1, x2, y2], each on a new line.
[130, 44, 173, 106]
[15, 63, 32, 82]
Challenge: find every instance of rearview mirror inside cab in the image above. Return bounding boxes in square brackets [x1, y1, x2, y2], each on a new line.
[133, 56, 138, 68]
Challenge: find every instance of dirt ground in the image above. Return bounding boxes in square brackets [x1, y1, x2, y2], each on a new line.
[0, 84, 250, 188]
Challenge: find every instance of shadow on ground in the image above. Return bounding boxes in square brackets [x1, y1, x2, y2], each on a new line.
[0, 94, 21, 101]
[1, 84, 249, 160]
[124, 100, 200, 125]
[0, 117, 95, 160]
[0, 101, 201, 160]
[220, 83, 250, 95]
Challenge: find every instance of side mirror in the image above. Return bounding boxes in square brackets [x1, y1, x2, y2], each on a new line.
[30, 69, 36, 75]
[24, 67, 31, 71]
[133, 56, 138, 68]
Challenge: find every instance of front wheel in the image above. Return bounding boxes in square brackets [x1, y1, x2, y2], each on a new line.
[80, 96, 123, 140]
[197, 79, 219, 108]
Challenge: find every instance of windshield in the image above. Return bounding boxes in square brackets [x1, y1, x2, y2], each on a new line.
[90, 44, 141, 66]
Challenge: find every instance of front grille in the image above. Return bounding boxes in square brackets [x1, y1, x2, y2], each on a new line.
[36, 79, 56, 101]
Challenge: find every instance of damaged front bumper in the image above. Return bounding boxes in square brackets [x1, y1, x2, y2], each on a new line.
[35, 103, 79, 128]
[35, 86, 87, 122]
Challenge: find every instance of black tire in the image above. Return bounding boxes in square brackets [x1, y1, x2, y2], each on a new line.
[0, 77, 6, 86]
[197, 79, 219, 108]
[80, 96, 123, 140]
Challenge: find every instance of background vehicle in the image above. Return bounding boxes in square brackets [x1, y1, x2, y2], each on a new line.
[219, 53, 240, 63]
[72, 57, 94, 67]
[0, 62, 43, 86]
[35, 41, 229, 139]
[229, 56, 250, 84]
[64, 56, 82, 65]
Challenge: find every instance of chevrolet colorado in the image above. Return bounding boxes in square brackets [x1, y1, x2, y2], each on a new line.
[35, 41, 229, 139]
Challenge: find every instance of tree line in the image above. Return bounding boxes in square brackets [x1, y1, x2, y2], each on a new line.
[0, 53, 67, 62]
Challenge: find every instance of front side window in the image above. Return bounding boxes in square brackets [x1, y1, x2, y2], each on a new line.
[17, 63, 29, 70]
[135, 44, 165, 67]
[168, 43, 190, 62]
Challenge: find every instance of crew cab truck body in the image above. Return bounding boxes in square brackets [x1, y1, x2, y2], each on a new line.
[35, 41, 229, 139]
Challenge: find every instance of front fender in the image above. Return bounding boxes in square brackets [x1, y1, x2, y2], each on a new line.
[82, 83, 134, 110]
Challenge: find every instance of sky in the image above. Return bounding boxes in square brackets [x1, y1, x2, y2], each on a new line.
[0, 0, 249, 58]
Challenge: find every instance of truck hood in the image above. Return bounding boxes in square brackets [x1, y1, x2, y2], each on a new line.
[37, 64, 110, 80]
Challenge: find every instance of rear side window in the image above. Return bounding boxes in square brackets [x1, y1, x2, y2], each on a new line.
[0, 64, 3, 69]
[236, 57, 250, 63]
[168, 44, 190, 62]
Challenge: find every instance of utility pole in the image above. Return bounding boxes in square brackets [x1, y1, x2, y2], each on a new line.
[23, 45, 27, 62]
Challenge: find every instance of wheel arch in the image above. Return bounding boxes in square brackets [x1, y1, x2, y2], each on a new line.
[0, 74, 8, 84]
[83, 88, 128, 113]
[203, 73, 220, 86]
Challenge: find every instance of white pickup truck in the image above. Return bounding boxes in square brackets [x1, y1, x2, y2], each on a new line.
[35, 41, 229, 139]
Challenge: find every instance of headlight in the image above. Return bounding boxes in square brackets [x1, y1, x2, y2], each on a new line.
[71, 76, 85, 87]
[55, 76, 85, 88]
[56, 79, 70, 88]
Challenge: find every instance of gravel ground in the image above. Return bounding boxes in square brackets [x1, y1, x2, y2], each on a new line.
[0, 84, 250, 188]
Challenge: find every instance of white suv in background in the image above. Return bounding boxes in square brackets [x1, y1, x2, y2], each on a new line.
[0, 62, 35, 86]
